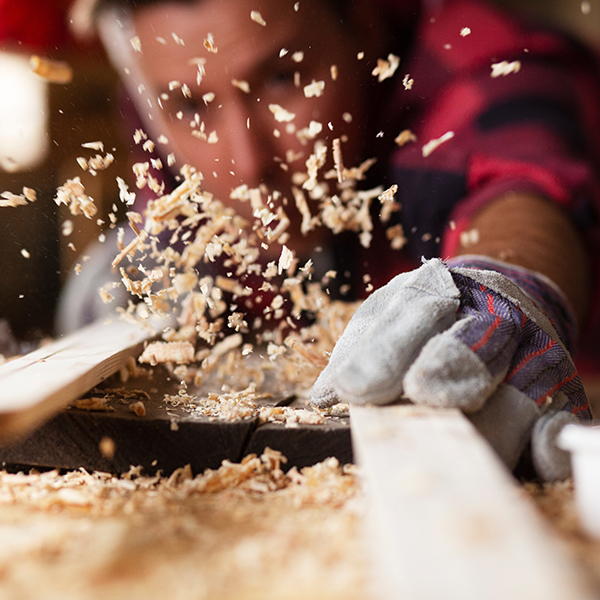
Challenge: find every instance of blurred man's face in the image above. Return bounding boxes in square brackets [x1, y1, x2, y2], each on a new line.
[129, 0, 366, 251]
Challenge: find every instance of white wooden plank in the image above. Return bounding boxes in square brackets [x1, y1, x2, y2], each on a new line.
[350, 404, 595, 600]
[0, 317, 168, 439]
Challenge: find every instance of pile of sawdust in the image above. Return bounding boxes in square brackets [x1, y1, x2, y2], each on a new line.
[0, 451, 368, 600]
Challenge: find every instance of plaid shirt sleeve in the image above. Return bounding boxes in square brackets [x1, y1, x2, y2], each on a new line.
[373, 0, 600, 370]
[385, 0, 600, 261]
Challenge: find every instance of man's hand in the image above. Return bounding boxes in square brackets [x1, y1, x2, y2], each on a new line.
[311, 258, 590, 480]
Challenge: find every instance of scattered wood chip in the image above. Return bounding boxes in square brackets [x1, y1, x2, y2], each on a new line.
[30, 55, 73, 84]
[491, 60, 521, 77]
[371, 53, 400, 82]
[250, 10, 267, 25]
[139, 341, 195, 366]
[421, 131, 455, 157]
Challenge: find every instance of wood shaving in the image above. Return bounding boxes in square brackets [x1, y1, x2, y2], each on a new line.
[130, 35, 142, 53]
[54, 177, 97, 219]
[99, 436, 116, 459]
[204, 33, 218, 53]
[460, 228, 480, 247]
[304, 80, 325, 98]
[129, 401, 146, 416]
[72, 396, 114, 411]
[29, 55, 73, 84]
[386, 224, 407, 249]
[139, 341, 195, 366]
[332, 138, 345, 183]
[82, 141, 104, 151]
[395, 129, 417, 146]
[0, 188, 35, 207]
[269, 104, 296, 123]
[491, 60, 521, 77]
[421, 131, 455, 157]
[278, 245, 294, 274]
[231, 79, 250, 94]
[250, 10, 267, 25]
[402, 74, 414, 90]
[371, 53, 400, 82]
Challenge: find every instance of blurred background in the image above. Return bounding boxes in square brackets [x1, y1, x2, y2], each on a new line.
[0, 0, 599, 342]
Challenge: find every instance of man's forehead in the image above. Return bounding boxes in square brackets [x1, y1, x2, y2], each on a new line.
[131, 0, 330, 85]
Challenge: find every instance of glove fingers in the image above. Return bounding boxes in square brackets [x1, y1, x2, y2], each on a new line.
[330, 289, 459, 405]
[403, 323, 501, 412]
[311, 259, 460, 407]
[311, 369, 340, 408]
[403, 287, 524, 412]
[532, 395, 578, 481]
[467, 383, 540, 470]
[310, 272, 416, 408]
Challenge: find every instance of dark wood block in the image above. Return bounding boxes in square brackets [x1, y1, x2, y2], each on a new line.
[244, 418, 353, 470]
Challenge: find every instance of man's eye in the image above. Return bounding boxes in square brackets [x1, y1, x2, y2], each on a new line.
[161, 94, 206, 119]
[263, 68, 298, 94]
[271, 69, 296, 85]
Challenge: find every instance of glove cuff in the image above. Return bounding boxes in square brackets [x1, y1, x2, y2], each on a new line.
[446, 255, 577, 354]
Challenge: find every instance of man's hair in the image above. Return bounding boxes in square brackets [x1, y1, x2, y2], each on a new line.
[95, 0, 195, 14]
[94, 0, 351, 22]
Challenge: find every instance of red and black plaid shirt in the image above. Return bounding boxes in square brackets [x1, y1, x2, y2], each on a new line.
[355, 0, 600, 370]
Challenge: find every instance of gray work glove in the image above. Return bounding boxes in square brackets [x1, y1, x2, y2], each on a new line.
[311, 258, 590, 480]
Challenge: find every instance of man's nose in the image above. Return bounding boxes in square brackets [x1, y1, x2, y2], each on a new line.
[219, 99, 276, 188]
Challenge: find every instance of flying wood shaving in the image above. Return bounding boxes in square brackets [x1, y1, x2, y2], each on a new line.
[85, 153, 115, 174]
[82, 141, 104, 151]
[54, 177, 97, 218]
[278, 245, 294, 274]
[204, 33, 217, 53]
[0, 188, 36, 207]
[112, 230, 149, 268]
[378, 184, 399, 223]
[130, 36, 142, 52]
[386, 224, 407, 249]
[139, 341, 195, 366]
[332, 138, 345, 183]
[490, 60, 521, 77]
[232, 79, 250, 93]
[269, 104, 296, 122]
[402, 74, 414, 90]
[304, 80, 325, 98]
[421, 131, 455, 157]
[371, 53, 400, 82]
[395, 129, 417, 146]
[30, 55, 73, 84]
[117, 177, 136, 205]
[250, 10, 267, 25]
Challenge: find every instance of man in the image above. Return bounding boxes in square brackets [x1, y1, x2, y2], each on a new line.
[67, 0, 600, 479]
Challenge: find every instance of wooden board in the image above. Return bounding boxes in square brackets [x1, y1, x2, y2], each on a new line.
[350, 404, 596, 600]
[0, 317, 167, 440]
[0, 364, 352, 475]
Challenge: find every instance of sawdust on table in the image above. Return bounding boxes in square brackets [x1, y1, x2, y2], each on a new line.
[526, 479, 600, 591]
[0, 449, 368, 600]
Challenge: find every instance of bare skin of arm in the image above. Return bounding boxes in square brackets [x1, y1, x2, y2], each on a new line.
[452, 192, 590, 327]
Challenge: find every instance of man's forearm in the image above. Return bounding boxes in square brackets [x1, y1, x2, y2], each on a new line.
[453, 192, 590, 327]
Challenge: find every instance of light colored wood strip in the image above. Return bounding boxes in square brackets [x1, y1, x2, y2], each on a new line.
[350, 404, 595, 600]
[0, 317, 167, 439]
